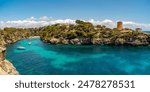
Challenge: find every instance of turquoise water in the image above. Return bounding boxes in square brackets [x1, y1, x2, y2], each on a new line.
[144, 31, 150, 33]
[6, 38, 150, 75]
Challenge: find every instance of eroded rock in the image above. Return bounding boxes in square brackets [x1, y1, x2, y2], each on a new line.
[0, 60, 19, 75]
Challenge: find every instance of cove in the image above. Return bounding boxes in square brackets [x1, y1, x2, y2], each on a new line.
[6, 38, 150, 75]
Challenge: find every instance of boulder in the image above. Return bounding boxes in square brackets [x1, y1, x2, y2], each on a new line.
[70, 38, 81, 45]
[129, 39, 149, 46]
[115, 38, 126, 45]
[103, 38, 112, 45]
[92, 38, 103, 44]
[50, 38, 60, 44]
[61, 39, 69, 44]
[81, 38, 92, 45]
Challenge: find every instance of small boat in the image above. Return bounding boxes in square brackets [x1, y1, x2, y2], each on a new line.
[28, 42, 32, 45]
[17, 46, 26, 50]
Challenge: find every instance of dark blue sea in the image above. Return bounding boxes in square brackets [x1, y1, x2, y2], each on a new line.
[6, 38, 150, 75]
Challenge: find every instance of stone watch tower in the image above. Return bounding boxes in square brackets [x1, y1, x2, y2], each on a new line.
[117, 21, 123, 30]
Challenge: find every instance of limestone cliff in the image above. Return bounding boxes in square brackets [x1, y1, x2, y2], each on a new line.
[0, 47, 19, 75]
[0, 60, 19, 75]
[40, 20, 150, 46]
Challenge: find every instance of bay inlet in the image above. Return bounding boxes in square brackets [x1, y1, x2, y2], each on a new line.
[6, 38, 150, 75]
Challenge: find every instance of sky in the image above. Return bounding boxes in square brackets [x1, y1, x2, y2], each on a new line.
[0, 0, 150, 30]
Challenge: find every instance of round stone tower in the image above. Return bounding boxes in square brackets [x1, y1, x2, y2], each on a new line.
[117, 21, 123, 30]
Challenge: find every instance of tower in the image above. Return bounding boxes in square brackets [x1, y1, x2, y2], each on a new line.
[117, 21, 123, 30]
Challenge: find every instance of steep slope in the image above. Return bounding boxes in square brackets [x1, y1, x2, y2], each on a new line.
[0, 47, 19, 75]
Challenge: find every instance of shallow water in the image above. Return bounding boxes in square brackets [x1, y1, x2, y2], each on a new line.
[6, 38, 150, 75]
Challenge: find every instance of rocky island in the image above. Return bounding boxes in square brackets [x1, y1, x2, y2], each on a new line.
[0, 20, 150, 75]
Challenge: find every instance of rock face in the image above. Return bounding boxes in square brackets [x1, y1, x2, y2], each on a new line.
[0, 47, 19, 75]
[92, 38, 103, 44]
[0, 47, 6, 61]
[70, 38, 81, 45]
[0, 60, 19, 75]
[50, 38, 60, 44]
[39, 21, 150, 46]
[42, 31, 150, 46]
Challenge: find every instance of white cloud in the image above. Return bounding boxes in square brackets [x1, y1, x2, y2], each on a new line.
[0, 16, 150, 30]
[39, 16, 52, 21]
[88, 19, 150, 30]
[26, 16, 36, 21]
[123, 21, 150, 30]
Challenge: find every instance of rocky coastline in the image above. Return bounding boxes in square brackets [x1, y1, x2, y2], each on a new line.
[40, 20, 150, 46]
[0, 60, 19, 75]
[0, 47, 19, 75]
[0, 27, 39, 75]
[0, 20, 150, 75]
[41, 34, 150, 46]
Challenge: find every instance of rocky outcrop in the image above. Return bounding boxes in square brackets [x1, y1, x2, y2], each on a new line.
[0, 60, 19, 75]
[39, 21, 150, 46]
[81, 38, 92, 45]
[92, 38, 103, 44]
[0, 47, 19, 75]
[0, 36, 28, 46]
[70, 38, 81, 45]
[61, 39, 69, 44]
[42, 31, 150, 46]
[49, 38, 60, 44]
[115, 38, 126, 45]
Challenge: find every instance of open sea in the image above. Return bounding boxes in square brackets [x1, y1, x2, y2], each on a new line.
[6, 38, 150, 75]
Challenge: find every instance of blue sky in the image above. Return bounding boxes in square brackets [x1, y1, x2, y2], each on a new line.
[0, 0, 150, 23]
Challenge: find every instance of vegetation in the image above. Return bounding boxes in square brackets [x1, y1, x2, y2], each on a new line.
[0, 20, 150, 46]
[0, 27, 41, 46]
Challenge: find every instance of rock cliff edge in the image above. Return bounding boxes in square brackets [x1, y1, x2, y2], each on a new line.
[0, 46, 19, 75]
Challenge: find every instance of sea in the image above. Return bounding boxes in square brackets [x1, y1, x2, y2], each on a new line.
[6, 38, 150, 75]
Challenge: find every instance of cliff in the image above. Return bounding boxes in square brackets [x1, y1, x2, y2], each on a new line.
[0, 28, 40, 75]
[0, 47, 19, 75]
[0, 60, 19, 75]
[0, 27, 41, 46]
[0, 20, 150, 75]
[1, 21, 150, 47]
[40, 20, 150, 46]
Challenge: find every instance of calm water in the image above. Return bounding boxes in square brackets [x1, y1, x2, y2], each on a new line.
[6, 38, 150, 75]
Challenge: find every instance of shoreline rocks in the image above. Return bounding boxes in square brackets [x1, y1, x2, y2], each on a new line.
[0, 22, 150, 75]
[0, 47, 19, 75]
[41, 33, 150, 46]
[0, 36, 40, 74]
[0, 60, 19, 75]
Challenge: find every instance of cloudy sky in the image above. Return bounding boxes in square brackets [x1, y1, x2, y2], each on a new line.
[0, 0, 150, 30]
